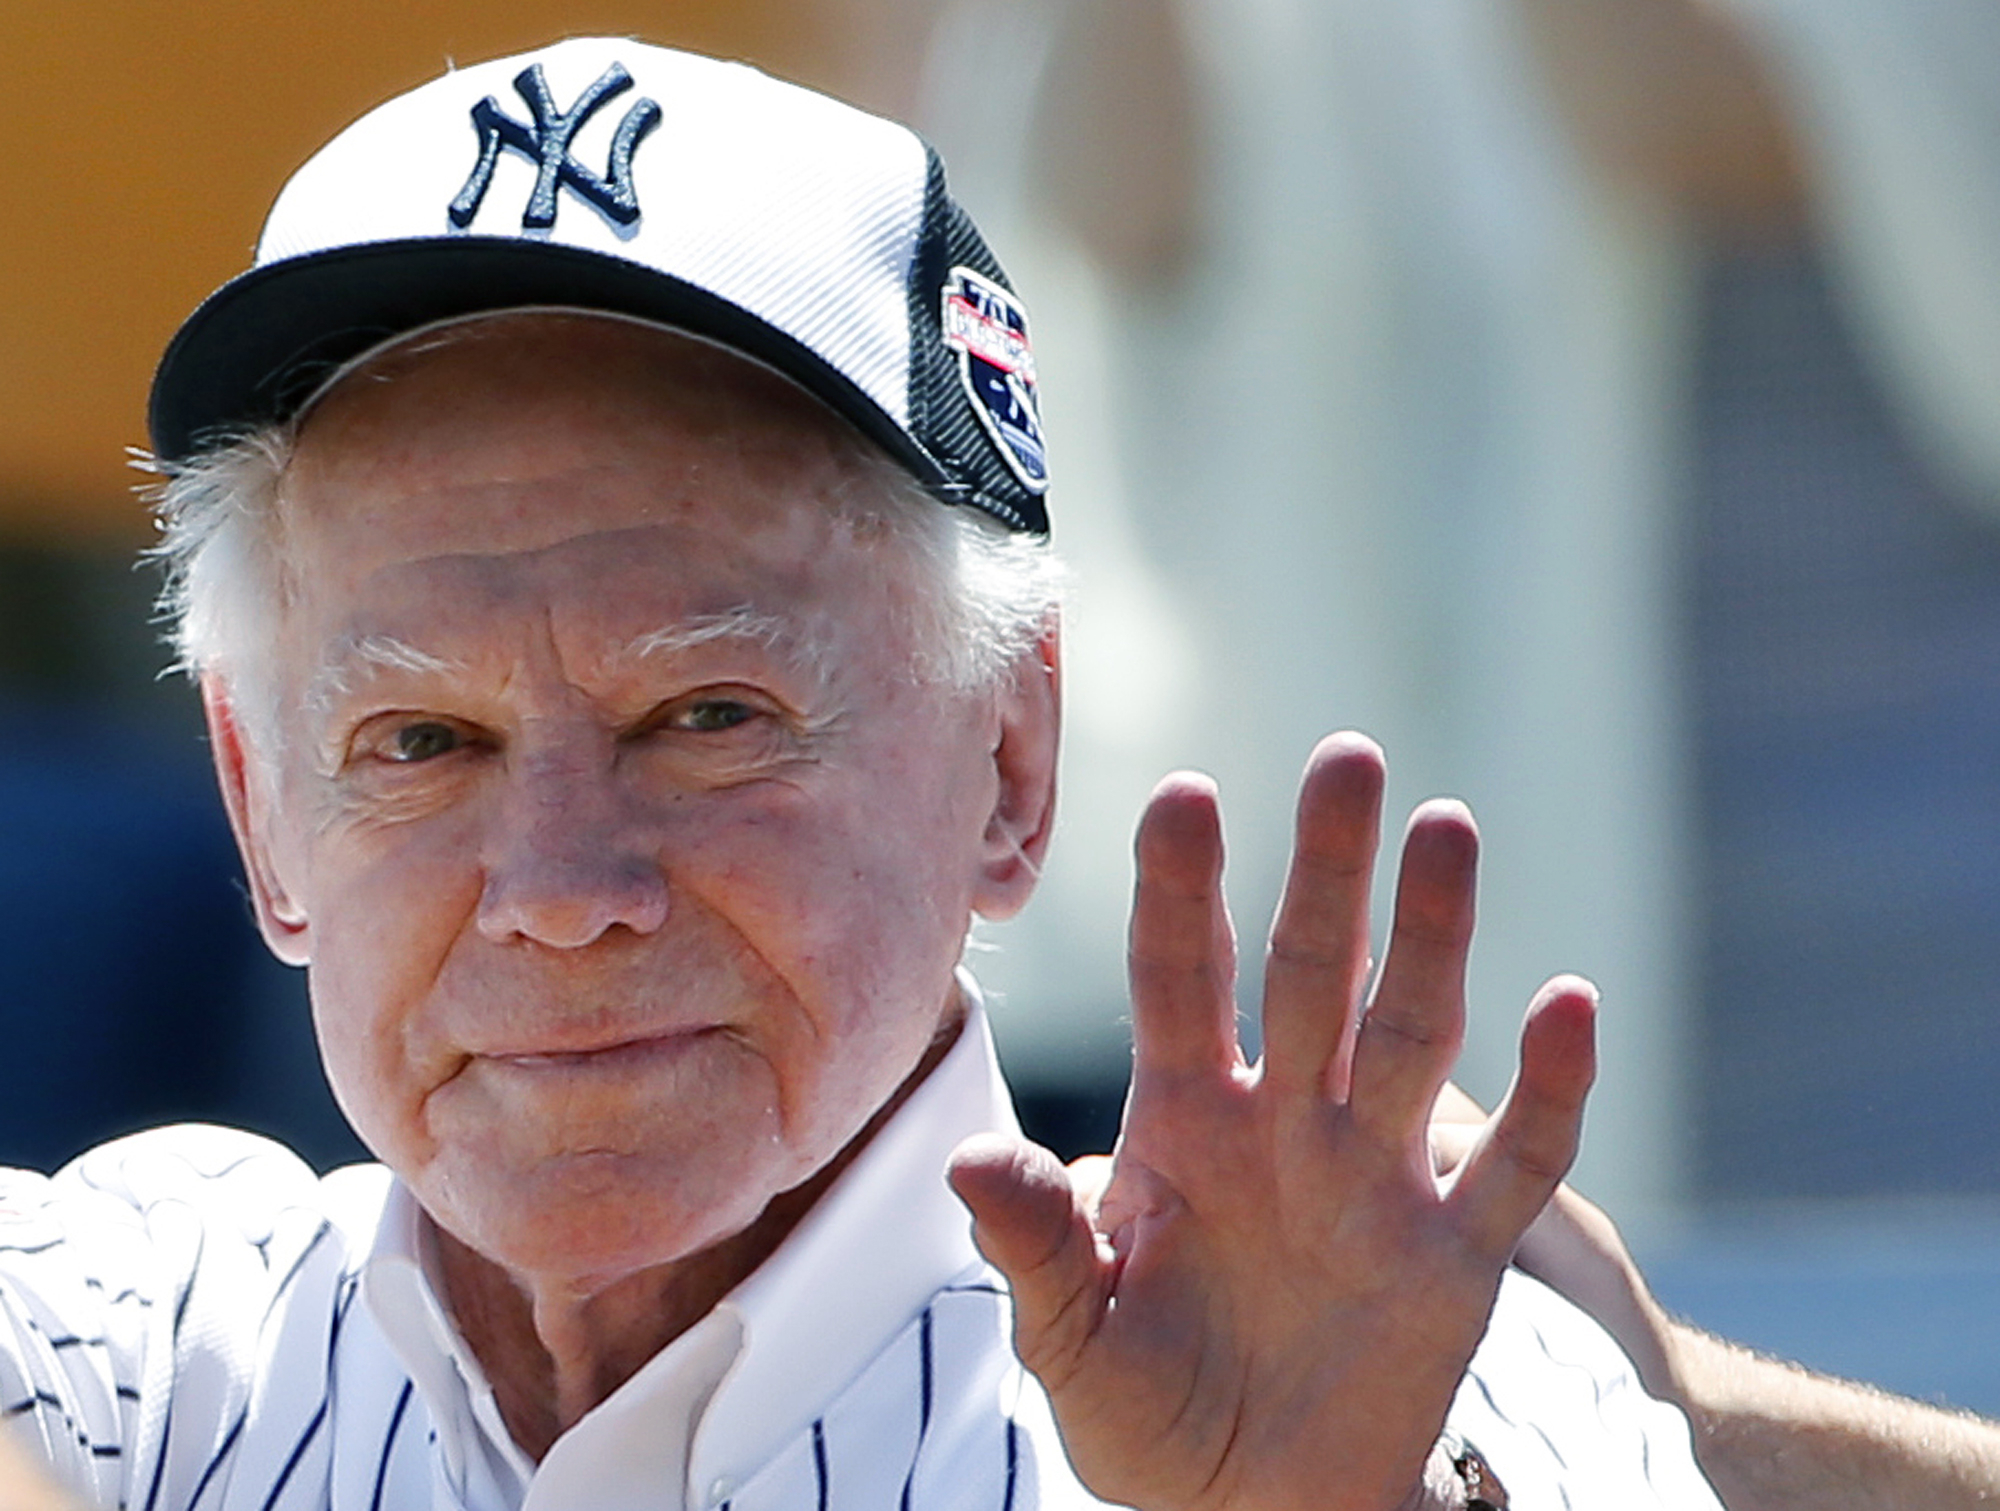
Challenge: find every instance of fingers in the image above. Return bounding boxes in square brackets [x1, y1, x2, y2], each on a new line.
[948, 1134, 1110, 1390]
[1451, 975, 1598, 1259]
[1261, 733, 1383, 1099]
[1347, 800, 1479, 1141]
[1127, 773, 1239, 1079]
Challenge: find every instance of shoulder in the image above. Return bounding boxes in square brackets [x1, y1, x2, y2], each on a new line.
[51, 1124, 332, 1203]
[58, 1122, 378, 1222]
[0, 1124, 389, 1295]
[1477, 1265, 1650, 1380]
[0, 1128, 392, 1506]
[1457, 1270, 1725, 1508]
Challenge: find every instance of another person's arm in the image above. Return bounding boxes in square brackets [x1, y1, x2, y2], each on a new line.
[1509, 1167, 2000, 1510]
[0, 1429, 78, 1511]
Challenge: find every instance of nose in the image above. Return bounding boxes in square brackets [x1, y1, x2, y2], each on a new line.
[476, 754, 670, 949]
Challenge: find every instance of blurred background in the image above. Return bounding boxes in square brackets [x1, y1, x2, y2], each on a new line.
[7, 0, 2000, 1413]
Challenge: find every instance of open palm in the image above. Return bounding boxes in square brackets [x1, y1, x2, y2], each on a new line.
[951, 733, 1597, 1511]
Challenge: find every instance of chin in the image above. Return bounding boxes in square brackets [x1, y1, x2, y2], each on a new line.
[427, 1140, 803, 1287]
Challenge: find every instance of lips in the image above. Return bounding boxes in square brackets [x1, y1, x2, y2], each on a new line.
[484, 1024, 725, 1072]
[460, 1009, 721, 1056]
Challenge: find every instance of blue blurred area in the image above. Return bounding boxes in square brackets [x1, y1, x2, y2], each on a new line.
[1692, 246, 2000, 1201]
[0, 697, 361, 1173]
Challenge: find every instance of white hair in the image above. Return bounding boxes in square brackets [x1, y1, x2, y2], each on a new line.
[141, 418, 1065, 726]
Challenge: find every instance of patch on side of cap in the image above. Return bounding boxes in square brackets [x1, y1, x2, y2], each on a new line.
[448, 62, 663, 233]
[941, 266, 1049, 495]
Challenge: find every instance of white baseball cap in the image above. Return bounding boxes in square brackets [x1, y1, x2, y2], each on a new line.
[149, 37, 1051, 534]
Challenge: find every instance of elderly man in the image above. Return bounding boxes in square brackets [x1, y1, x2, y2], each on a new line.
[0, 37, 1720, 1511]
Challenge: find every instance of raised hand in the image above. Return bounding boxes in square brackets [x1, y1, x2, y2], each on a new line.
[950, 733, 1597, 1511]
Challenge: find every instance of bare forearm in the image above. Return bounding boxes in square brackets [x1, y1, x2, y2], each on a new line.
[1663, 1321, 2000, 1511]
[1504, 1178, 2000, 1511]
[0, 1428, 78, 1511]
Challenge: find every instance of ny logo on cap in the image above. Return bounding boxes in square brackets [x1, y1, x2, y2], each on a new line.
[448, 63, 662, 231]
[942, 267, 1049, 494]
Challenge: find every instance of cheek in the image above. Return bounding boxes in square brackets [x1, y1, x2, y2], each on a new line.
[716, 774, 978, 1003]
[687, 752, 989, 1123]
[307, 967, 396, 1158]
[299, 819, 485, 1159]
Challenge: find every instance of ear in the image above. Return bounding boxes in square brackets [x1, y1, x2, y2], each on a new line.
[972, 621, 1062, 921]
[202, 675, 312, 966]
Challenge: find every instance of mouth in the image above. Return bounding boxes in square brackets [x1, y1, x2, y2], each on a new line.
[488, 1025, 724, 1071]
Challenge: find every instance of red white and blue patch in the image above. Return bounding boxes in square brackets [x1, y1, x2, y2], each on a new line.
[941, 267, 1049, 494]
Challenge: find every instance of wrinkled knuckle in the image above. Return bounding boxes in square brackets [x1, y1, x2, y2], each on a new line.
[1128, 949, 1221, 981]
[1363, 1010, 1458, 1053]
[1266, 938, 1348, 973]
[1290, 845, 1371, 883]
[1015, 1275, 1099, 1391]
[1493, 1120, 1575, 1184]
[1394, 915, 1472, 951]
[1020, 1214, 1077, 1280]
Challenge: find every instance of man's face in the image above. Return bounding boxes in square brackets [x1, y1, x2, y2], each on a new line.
[214, 316, 1053, 1288]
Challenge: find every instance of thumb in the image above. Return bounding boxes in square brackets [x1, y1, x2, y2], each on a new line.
[948, 1134, 1111, 1390]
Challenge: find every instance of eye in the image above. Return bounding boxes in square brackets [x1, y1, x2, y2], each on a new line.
[634, 688, 788, 746]
[386, 720, 465, 763]
[667, 697, 758, 733]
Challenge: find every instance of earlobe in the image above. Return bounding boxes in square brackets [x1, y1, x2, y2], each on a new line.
[202, 676, 312, 966]
[973, 625, 1062, 921]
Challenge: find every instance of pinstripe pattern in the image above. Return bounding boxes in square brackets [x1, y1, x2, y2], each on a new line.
[706, 1262, 1086, 1511]
[0, 1023, 1725, 1510]
[897, 1307, 934, 1511]
[366, 1383, 413, 1511]
[810, 1420, 828, 1511]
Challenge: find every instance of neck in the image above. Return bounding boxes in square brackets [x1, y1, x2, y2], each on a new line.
[435, 1010, 967, 1460]
[433, 1185, 821, 1459]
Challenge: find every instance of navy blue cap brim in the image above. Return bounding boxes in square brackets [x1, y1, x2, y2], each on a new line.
[148, 236, 964, 508]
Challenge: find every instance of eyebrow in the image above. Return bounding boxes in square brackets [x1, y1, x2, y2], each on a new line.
[621, 606, 793, 662]
[304, 633, 465, 717]
[623, 604, 841, 694]
[304, 607, 818, 719]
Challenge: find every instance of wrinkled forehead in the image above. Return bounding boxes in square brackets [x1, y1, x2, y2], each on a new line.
[277, 311, 915, 578]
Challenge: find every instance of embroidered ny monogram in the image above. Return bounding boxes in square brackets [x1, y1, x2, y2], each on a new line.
[448, 63, 662, 231]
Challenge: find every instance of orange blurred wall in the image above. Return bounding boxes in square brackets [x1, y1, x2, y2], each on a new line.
[0, 1, 818, 539]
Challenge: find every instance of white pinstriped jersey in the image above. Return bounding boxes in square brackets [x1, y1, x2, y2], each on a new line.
[0, 1008, 1723, 1511]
